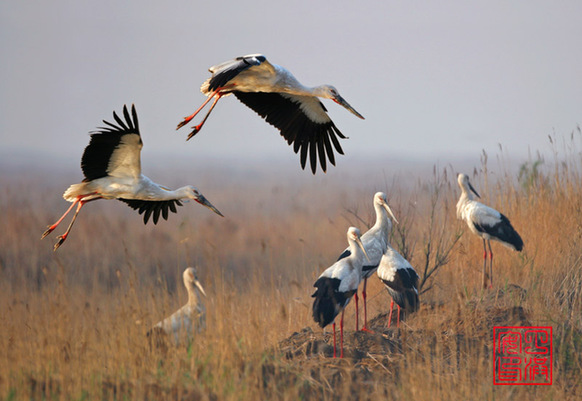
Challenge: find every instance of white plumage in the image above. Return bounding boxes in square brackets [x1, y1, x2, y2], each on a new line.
[337, 192, 398, 331]
[312, 227, 369, 358]
[41, 104, 223, 251]
[176, 54, 365, 174]
[377, 245, 419, 328]
[148, 267, 207, 346]
[456, 173, 524, 288]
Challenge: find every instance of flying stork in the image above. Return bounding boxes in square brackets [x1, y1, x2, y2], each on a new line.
[312, 227, 369, 358]
[456, 173, 524, 288]
[176, 54, 365, 174]
[377, 244, 420, 328]
[148, 267, 207, 345]
[41, 104, 223, 251]
[337, 192, 398, 332]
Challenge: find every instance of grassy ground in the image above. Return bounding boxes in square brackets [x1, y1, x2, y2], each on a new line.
[1, 141, 582, 400]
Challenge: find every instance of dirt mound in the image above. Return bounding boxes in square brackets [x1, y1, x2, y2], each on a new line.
[268, 296, 532, 399]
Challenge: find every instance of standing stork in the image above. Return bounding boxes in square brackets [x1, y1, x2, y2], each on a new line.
[41, 104, 223, 251]
[456, 173, 523, 288]
[176, 54, 365, 174]
[377, 243, 419, 328]
[148, 267, 207, 345]
[312, 227, 369, 358]
[337, 192, 398, 331]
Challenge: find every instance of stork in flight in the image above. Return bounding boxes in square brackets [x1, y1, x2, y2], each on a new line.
[176, 54, 365, 174]
[41, 104, 223, 251]
[456, 173, 523, 288]
[337, 192, 398, 332]
[148, 267, 207, 345]
[377, 243, 419, 328]
[312, 227, 369, 358]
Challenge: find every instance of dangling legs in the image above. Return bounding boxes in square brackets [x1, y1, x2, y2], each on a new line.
[42, 199, 80, 239]
[176, 88, 222, 129]
[45, 195, 99, 251]
[387, 298, 394, 328]
[185, 94, 223, 140]
[53, 199, 87, 250]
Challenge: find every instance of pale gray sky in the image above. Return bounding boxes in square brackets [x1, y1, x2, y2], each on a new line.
[1, 1, 581, 174]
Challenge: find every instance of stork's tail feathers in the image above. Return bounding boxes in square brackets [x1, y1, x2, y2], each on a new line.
[63, 183, 88, 202]
[387, 287, 420, 314]
[200, 78, 211, 96]
[497, 214, 524, 251]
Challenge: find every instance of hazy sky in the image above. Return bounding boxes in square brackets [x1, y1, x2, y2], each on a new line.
[1, 1, 581, 174]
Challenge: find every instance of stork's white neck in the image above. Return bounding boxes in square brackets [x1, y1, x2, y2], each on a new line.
[371, 202, 392, 237]
[456, 185, 473, 219]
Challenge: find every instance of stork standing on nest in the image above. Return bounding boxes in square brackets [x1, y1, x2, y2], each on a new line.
[41, 104, 223, 250]
[456, 173, 523, 288]
[337, 192, 398, 331]
[176, 54, 364, 174]
[312, 227, 369, 358]
[148, 267, 207, 345]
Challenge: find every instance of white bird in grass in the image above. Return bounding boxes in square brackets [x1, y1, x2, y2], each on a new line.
[148, 267, 207, 345]
[456, 173, 524, 288]
[312, 227, 370, 358]
[176, 54, 365, 174]
[377, 244, 419, 329]
[337, 192, 398, 332]
[41, 104, 223, 251]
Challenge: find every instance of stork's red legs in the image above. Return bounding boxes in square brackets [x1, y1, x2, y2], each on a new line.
[488, 240, 494, 289]
[53, 200, 86, 250]
[42, 194, 99, 251]
[186, 94, 223, 140]
[396, 305, 401, 328]
[41, 199, 79, 239]
[176, 86, 235, 140]
[387, 298, 402, 329]
[176, 89, 219, 130]
[331, 310, 347, 359]
[340, 310, 345, 358]
[482, 239, 494, 289]
[332, 322, 337, 358]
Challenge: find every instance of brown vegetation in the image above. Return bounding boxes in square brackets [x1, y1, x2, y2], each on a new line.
[1, 137, 582, 400]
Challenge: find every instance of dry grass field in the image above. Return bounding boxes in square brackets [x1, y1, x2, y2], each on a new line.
[1, 138, 582, 400]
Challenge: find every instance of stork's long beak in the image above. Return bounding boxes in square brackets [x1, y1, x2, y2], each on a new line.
[334, 95, 365, 120]
[195, 194, 224, 217]
[383, 203, 399, 225]
[356, 237, 371, 262]
[194, 280, 207, 297]
[468, 182, 481, 198]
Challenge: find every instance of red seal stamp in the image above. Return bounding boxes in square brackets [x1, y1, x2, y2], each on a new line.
[493, 326, 552, 385]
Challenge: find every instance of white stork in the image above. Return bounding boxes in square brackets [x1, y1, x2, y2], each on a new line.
[148, 267, 207, 345]
[456, 173, 524, 288]
[312, 227, 369, 358]
[176, 54, 365, 174]
[377, 244, 419, 328]
[337, 192, 398, 332]
[41, 104, 223, 251]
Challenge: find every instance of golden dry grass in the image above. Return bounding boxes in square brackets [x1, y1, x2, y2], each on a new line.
[1, 139, 582, 400]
